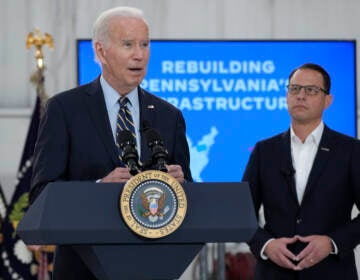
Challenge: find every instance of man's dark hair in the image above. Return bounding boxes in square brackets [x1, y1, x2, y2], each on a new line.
[288, 63, 331, 94]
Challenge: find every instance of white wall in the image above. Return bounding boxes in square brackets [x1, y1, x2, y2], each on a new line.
[1, 0, 360, 278]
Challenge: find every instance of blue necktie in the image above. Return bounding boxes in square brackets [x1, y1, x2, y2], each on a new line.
[116, 97, 136, 159]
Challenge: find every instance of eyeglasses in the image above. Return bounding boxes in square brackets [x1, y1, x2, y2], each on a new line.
[287, 84, 328, 96]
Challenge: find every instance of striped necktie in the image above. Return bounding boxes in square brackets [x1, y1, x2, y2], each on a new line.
[116, 97, 136, 158]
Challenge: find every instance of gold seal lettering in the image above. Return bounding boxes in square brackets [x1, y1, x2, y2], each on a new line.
[120, 170, 187, 238]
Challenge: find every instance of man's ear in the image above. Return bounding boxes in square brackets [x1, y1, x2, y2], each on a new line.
[324, 94, 333, 110]
[94, 42, 106, 64]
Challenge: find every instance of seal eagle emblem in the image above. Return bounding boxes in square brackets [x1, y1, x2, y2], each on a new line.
[141, 187, 167, 220]
[120, 170, 187, 238]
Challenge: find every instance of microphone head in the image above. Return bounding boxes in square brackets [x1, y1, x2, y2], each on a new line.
[117, 130, 140, 174]
[144, 128, 168, 172]
[118, 130, 135, 148]
[144, 128, 162, 146]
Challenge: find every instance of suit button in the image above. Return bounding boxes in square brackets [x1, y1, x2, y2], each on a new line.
[296, 218, 302, 224]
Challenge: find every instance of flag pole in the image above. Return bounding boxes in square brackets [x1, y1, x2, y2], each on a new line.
[0, 28, 55, 280]
[25, 28, 55, 280]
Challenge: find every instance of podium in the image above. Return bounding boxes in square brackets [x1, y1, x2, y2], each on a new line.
[17, 181, 257, 280]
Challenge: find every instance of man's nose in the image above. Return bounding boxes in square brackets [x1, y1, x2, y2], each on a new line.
[296, 87, 307, 98]
[133, 45, 145, 59]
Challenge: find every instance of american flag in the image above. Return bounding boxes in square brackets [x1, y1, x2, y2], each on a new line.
[0, 97, 53, 280]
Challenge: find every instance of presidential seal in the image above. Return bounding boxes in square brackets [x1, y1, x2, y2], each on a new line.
[120, 170, 187, 238]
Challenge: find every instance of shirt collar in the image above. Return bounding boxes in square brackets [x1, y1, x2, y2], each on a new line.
[100, 75, 139, 109]
[290, 121, 324, 145]
[124, 88, 139, 110]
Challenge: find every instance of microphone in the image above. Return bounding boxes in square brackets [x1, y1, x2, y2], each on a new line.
[117, 130, 141, 176]
[144, 128, 168, 172]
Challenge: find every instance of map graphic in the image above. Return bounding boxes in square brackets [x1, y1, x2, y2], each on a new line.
[187, 127, 219, 182]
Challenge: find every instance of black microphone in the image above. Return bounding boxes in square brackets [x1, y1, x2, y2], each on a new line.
[144, 128, 168, 172]
[117, 130, 141, 175]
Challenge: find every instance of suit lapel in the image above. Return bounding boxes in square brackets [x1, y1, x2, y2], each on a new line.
[138, 87, 156, 163]
[84, 78, 120, 166]
[302, 126, 334, 203]
[280, 130, 299, 205]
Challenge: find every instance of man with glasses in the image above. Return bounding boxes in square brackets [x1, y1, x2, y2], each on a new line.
[243, 63, 360, 279]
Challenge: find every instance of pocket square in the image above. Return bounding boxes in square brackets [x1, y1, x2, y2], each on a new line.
[320, 147, 330, 152]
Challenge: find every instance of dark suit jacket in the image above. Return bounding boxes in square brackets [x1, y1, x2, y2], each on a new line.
[29, 78, 193, 279]
[242, 125, 360, 280]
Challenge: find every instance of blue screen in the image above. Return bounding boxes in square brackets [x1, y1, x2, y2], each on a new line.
[77, 40, 357, 182]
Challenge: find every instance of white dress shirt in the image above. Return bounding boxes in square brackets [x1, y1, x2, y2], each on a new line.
[291, 122, 323, 204]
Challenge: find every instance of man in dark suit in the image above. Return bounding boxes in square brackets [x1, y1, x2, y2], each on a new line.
[29, 6, 192, 279]
[243, 63, 360, 279]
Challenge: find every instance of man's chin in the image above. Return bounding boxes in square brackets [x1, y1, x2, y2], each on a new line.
[128, 76, 144, 86]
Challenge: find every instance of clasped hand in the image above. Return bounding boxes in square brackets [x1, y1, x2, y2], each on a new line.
[264, 235, 333, 270]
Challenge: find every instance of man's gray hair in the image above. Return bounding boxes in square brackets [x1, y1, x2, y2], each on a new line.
[92, 6, 147, 50]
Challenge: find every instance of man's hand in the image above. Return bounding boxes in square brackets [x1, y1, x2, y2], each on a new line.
[101, 167, 131, 182]
[264, 237, 298, 269]
[28, 245, 55, 252]
[166, 164, 185, 183]
[294, 235, 332, 270]
[28, 245, 42, 251]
